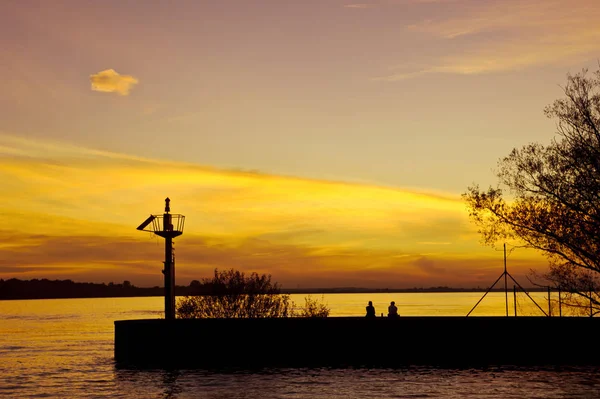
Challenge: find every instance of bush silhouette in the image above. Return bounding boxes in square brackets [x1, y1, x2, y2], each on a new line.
[177, 268, 293, 318]
[294, 295, 330, 318]
[176, 268, 330, 318]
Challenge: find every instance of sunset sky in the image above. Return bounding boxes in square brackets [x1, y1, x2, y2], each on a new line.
[1, 0, 599, 288]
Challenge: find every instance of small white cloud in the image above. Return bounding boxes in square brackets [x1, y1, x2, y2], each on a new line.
[90, 69, 139, 96]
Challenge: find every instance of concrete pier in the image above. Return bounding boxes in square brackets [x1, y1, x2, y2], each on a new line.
[114, 316, 600, 368]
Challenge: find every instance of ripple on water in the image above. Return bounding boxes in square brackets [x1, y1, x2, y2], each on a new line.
[4, 297, 600, 398]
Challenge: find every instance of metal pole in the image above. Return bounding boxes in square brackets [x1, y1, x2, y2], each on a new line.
[547, 286, 551, 317]
[504, 243, 508, 317]
[558, 286, 562, 317]
[164, 236, 175, 320]
[507, 273, 548, 316]
[590, 286, 593, 318]
[513, 285, 517, 317]
[466, 272, 505, 317]
[163, 201, 175, 321]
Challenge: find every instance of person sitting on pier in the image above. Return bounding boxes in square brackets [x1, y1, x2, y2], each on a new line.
[366, 301, 376, 318]
[388, 301, 399, 318]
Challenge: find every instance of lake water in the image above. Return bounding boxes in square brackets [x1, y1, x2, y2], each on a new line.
[2, 293, 600, 398]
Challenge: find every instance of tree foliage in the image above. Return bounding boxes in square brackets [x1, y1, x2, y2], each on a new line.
[462, 67, 600, 313]
[176, 268, 293, 318]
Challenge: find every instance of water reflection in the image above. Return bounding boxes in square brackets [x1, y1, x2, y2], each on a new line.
[112, 365, 600, 399]
[162, 370, 181, 399]
[114, 368, 180, 399]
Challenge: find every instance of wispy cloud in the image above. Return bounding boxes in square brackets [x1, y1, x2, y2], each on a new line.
[378, 0, 600, 80]
[90, 69, 139, 95]
[344, 0, 458, 9]
[344, 3, 372, 8]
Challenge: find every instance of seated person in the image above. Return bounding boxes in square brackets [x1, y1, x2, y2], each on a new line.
[365, 301, 376, 318]
[388, 301, 399, 318]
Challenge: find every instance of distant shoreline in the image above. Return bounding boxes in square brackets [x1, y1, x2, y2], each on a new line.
[0, 278, 547, 300]
[280, 287, 547, 294]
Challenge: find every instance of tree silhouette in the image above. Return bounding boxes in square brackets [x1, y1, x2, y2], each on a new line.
[463, 66, 600, 313]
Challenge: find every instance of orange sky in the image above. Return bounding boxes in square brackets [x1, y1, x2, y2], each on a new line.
[1, 0, 598, 288]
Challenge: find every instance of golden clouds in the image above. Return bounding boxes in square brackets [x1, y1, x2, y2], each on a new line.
[90, 69, 139, 95]
[0, 134, 547, 287]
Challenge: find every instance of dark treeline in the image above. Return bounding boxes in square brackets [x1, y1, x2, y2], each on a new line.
[0, 279, 166, 300]
[0, 278, 544, 300]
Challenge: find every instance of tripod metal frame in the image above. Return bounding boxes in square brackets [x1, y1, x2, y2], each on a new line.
[466, 244, 548, 317]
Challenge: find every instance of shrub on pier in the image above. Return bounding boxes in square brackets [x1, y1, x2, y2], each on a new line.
[176, 268, 330, 318]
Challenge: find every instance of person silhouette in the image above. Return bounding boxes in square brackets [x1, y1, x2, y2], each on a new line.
[388, 301, 399, 318]
[365, 301, 376, 318]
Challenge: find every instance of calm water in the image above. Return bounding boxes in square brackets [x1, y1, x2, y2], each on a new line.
[1, 293, 600, 398]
